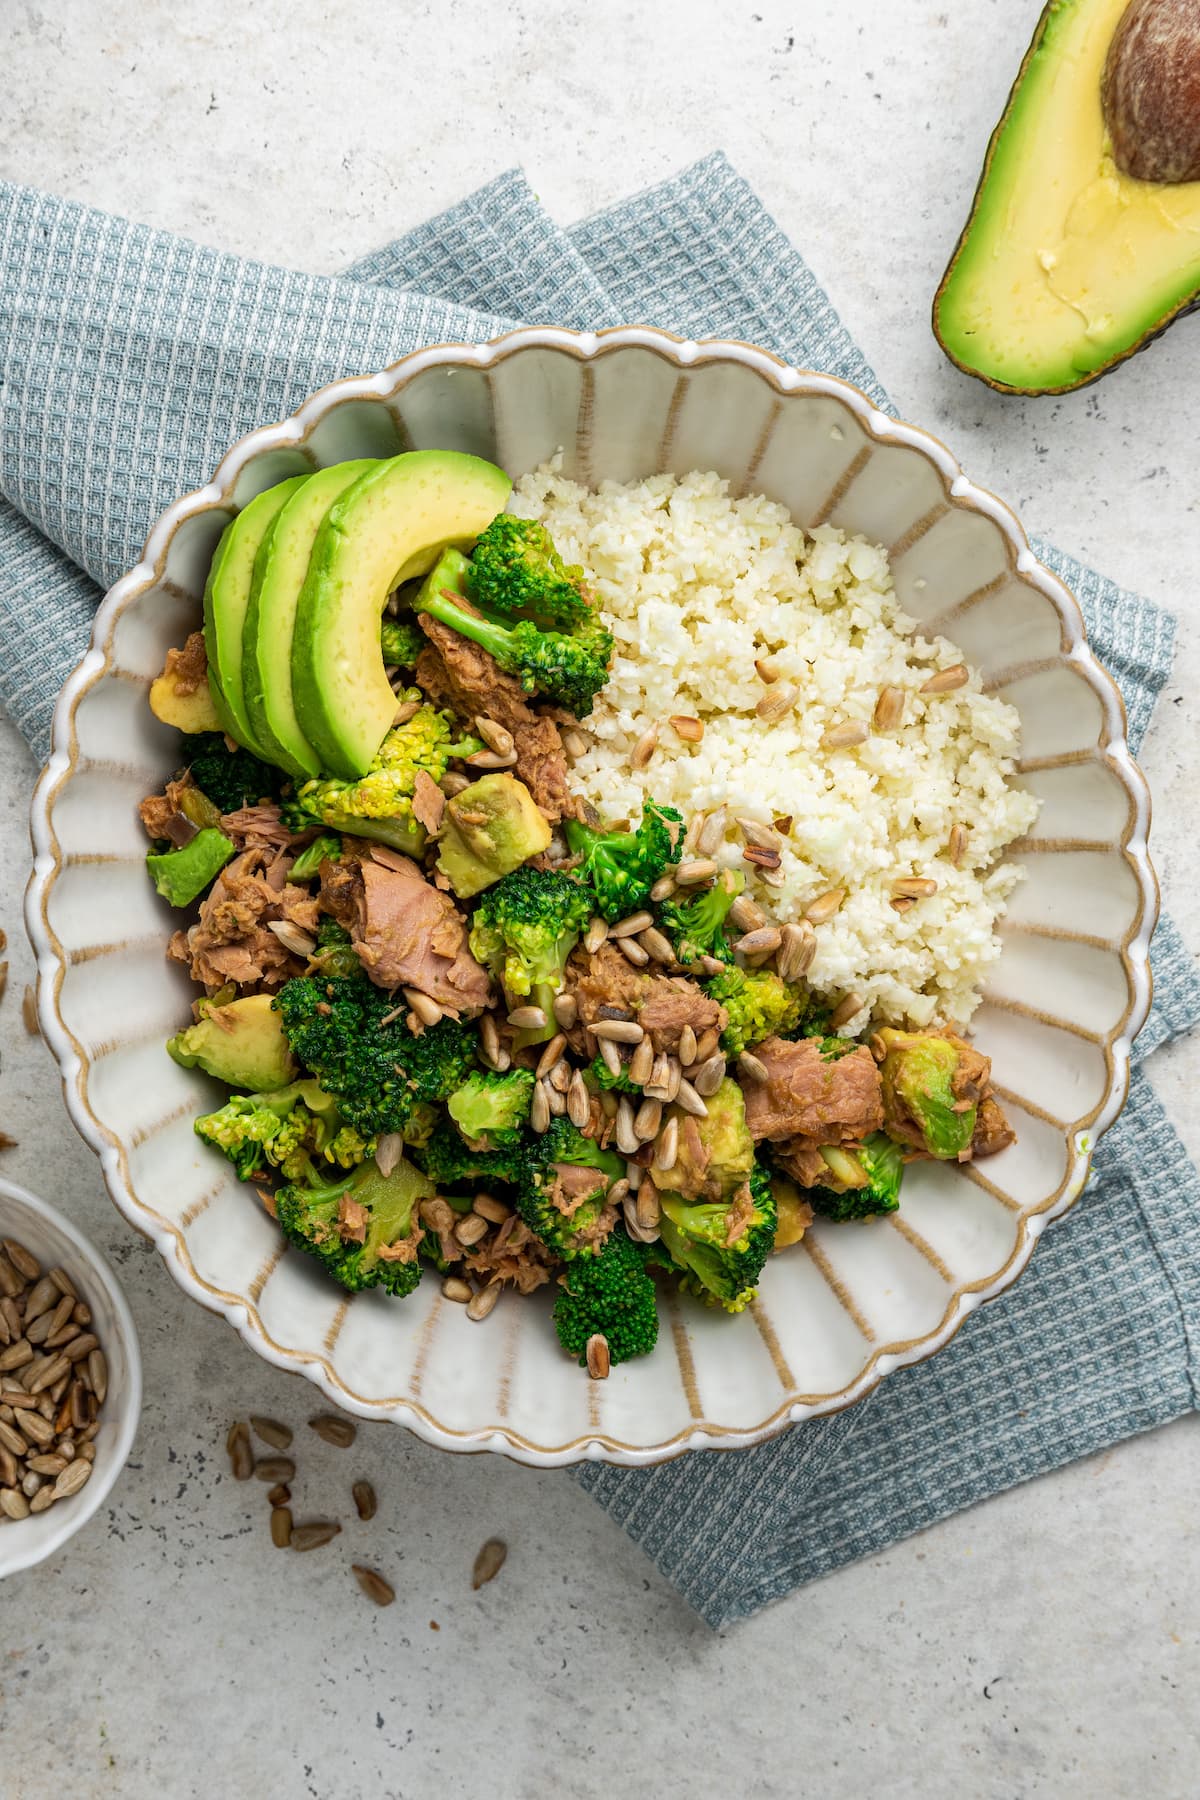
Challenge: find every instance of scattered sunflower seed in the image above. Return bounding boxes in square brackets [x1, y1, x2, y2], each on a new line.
[254, 1456, 296, 1484]
[250, 1415, 293, 1452]
[308, 1414, 357, 1449]
[874, 685, 906, 730]
[352, 1564, 396, 1606]
[353, 1479, 378, 1521]
[586, 1334, 611, 1380]
[270, 1506, 294, 1549]
[472, 1537, 508, 1589]
[737, 1051, 769, 1083]
[291, 1520, 342, 1552]
[805, 887, 846, 925]
[920, 663, 969, 694]
[466, 1283, 501, 1322]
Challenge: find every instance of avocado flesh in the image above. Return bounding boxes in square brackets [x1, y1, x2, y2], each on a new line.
[203, 476, 309, 755]
[935, 0, 1200, 394]
[436, 773, 552, 898]
[167, 993, 298, 1091]
[243, 459, 379, 778]
[291, 451, 512, 779]
[149, 665, 222, 735]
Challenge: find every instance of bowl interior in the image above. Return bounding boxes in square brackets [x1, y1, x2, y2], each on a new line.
[0, 1178, 141, 1576]
[29, 332, 1154, 1464]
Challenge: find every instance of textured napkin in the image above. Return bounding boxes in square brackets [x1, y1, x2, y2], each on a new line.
[2, 154, 1198, 1629]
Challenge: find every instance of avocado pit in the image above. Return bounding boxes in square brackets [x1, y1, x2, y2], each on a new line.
[1102, 0, 1200, 184]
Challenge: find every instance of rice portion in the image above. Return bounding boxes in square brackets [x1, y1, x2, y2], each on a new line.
[511, 462, 1041, 1032]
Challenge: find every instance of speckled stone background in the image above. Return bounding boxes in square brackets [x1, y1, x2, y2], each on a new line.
[1, 2, 1198, 1795]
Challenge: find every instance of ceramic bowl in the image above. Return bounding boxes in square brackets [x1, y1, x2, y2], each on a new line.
[0, 1175, 142, 1576]
[26, 327, 1155, 1467]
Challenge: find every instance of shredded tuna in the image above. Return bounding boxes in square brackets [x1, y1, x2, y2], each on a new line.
[338, 1196, 369, 1244]
[376, 1219, 424, 1264]
[168, 845, 319, 992]
[411, 768, 445, 837]
[741, 1037, 884, 1144]
[220, 802, 303, 853]
[318, 851, 491, 1013]
[139, 775, 198, 842]
[469, 1228, 558, 1294]
[160, 630, 209, 696]
[724, 1181, 755, 1247]
[971, 1095, 1016, 1159]
[637, 980, 727, 1054]
[548, 1163, 611, 1218]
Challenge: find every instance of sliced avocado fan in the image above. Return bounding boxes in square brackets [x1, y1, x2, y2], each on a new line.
[203, 475, 309, 756]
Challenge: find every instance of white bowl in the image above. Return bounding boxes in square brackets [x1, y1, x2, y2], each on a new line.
[25, 327, 1156, 1467]
[0, 1175, 142, 1576]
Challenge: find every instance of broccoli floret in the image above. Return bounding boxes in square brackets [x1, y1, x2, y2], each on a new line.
[706, 964, 808, 1057]
[467, 514, 593, 631]
[654, 1164, 776, 1313]
[187, 733, 283, 813]
[275, 1155, 432, 1297]
[446, 1069, 535, 1149]
[659, 868, 745, 965]
[588, 1052, 639, 1095]
[274, 970, 475, 1142]
[806, 1133, 905, 1222]
[194, 1079, 344, 1181]
[563, 799, 684, 922]
[287, 833, 341, 883]
[415, 1120, 525, 1191]
[468, 867, 592, 1044]
[380, 617, 426, 667]
[417, 584, 613, 718]
[283, 695, 479, 855]
[515, 1117, 624, 1259]
[554, 1228, 659, 1367]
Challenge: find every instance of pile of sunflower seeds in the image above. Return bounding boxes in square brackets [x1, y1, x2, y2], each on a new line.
[0, 1237, 106, 1521]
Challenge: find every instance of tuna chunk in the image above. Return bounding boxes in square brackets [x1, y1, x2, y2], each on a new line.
[168, 846, 319, 992]
[741, 1037, 884, 1144]
[637, 981, 727, 1055]
[319, 847, 491, 1015]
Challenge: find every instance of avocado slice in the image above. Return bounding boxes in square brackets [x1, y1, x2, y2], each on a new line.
[243, 460, 380, 778]
[146, 827, 235, 907]
[436, 773, 552, 898]
[167, 993, 298, 1091]
[291, 451, 511, 778]
[934, 0, 1200, 394]
[203, 476, 310, 756]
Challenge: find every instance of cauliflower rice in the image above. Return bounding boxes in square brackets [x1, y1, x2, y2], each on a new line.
[511, 462, 1041, 1032]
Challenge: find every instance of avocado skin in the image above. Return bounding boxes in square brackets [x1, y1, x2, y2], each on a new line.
[932, 0, 1200, 395]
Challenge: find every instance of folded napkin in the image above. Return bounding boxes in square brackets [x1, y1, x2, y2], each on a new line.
[2, 154, 1197, 1628]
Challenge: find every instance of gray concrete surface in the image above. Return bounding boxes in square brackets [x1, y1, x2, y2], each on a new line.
[2, 1, 1199, 1795]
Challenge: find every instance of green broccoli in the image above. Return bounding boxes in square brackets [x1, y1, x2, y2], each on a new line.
[467, 513, 593, 631]
[553, 1228, 659, 1367]
[515, 1117, 624, 1259]
[653, 1164, 777, 1314]
[415, 1120, 525, 1192]
[659, 868, 745, 965]
[275, 1155, 433, 1298]
[187, 733, 283, 814]
[380, 617, 426, 667]
[273, 970, 475, 1142]
[283, 694, 479, 856]
[563, 799, 684, 922]
[194, 1079, 370, 1182]
[806, 1133, 905, 1222]
[706, 964, 808, 1057]
[468, 866, 592, 1044]
[286, 833, 341, 883]
[588, 1052, 640, 1095]
[446, 1069, 535, 1149]
[416, 582, 613, 718]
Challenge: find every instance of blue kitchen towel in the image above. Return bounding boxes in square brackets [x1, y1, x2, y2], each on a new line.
[1, 153, 1196, 1628]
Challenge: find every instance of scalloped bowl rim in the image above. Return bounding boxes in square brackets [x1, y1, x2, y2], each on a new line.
[24, 326, 1157, 1467]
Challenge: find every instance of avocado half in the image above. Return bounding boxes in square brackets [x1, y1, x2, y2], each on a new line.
[934, 0, 1200, 395]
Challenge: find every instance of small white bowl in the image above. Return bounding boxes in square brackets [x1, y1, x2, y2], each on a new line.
[0, 1175, 141, 1578]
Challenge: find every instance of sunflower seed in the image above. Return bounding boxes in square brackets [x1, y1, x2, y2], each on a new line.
[597, 1037, 623, 1082]
[267, 1482, 291, 1507]
[677, 1024, 698, 1068]
[616, 936, 649, 967]
[592, 1018, 644, 1045]
[567, 1070, 591, 1129]
[391, 698, 422, 727]
[0, 1261, 21, 1302]
[873, 685, 906, 730]
[674, 858, 719, 886]
[628, 1036, 655, 1087]
[828, 992, 866, 1029]
[633, 1097, 663, 1141]
[921, 663, 969, 694]
[48, 1267, 77, 1301]
[655, 1117, 679, 1171]
[29, 1485, 55, 1514]
[0, 1419, 25, 1456]
[254, 1456, 296, 1483]
[729, 895, 765, 935]
[670, 714, 704, 742]
[270, 1506, 294, 1549]
[0, 1340, 32, 1374]
[506, 1005, 547, 1030]
[547, 1057, 571, 1095]
[24, 1277, 59, 1323]
[552, 991, 578, 1029]
[664, 1057, 682, 1102]
[674, 1078, 708, 1118]
[805, 887, 846, 925]
[754, 655, 781, 682]
[737, 817, 781, 853]
[403, 988, 445, 1028]
[466, 1282, 501, 1322]
[474, 715, 516, 757]
[737, 1051, 769, 1083]
[267, 919, 317, 957]
[473, 1194, 510, 1225]
[28, 1355, 69, 1395]
[352, 1563, 396, 1606]
[51, 1458, 92, 1501]
[291, 1520, 342, 1552]
[649, 874, 677, 902]
[479, 1011, 503, 1068]
[586, 1334, 611, 1380]
[610, 910, 653, 939]
[623, 1196, 658, 1243]
[949, 822, 968, 866]
[823, 719, 871, 750]
[562, 728, 588, 759]
[631, 724, 659, 770]
[639, 927, 676, 965]
[1, 1487, 30, 1519]
[891, 876, 938, 899]
[309, 1414, 357, 1449]
[584, 916, 609, 954]
[472, 1537, 508, 1589]
[353, 1480, 378, 1521]
[20, 1411, 53, 1446]
[2, 1241, 40, 1282]
[465, 747, 519, 770]
[535, 1033, 568, 1080]
[755, 681, 799, 722]
[64, 1332, 98, 1362]
[440, 771, 471, 797]
[615, 1097, 640, 1156]
[87, 1350, 107, 1406]
[442, 1277, 473, 1304]
[734, 925, 783, 957]
[778, 921, 817, 982]
[455, 1214, 489, 1249]
[27, 1452, 67, 1477]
